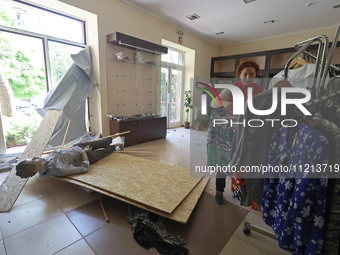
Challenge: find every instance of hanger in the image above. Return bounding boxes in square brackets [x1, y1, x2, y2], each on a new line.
[288, 56, 310, 69]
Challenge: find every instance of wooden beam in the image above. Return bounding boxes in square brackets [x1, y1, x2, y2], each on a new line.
[0, 110, 63, 212]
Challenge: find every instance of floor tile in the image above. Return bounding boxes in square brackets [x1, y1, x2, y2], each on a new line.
[66, 199, 108, 237]
[193, 191, 249, 228]
[51, 184, 98, 212]
[25, 175, 39, 185]
[233, 211, 288, 255]
[165, 213, 228, 255]
[0, 224, 3, 241]
[4, 214, 82, 255]
[136, 248, 160, 255]
[0, 242, 5, 255]
[40, 177, 79, 195]
[0, 196, 63, 238]
[54, 239, 95, 255]
[13, 181, 50, 208]
[85, 221, 146, 255]
[164, 192, 248, 255]
[220, 236, 268, 255]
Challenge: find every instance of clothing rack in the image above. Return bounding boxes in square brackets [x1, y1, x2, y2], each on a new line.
[304, 76, 340, 113]
[295, 46, 340, 73]
[242, 24, 340, 249]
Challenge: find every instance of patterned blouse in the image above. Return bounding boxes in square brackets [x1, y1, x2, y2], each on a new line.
[262, 122, 330, 255]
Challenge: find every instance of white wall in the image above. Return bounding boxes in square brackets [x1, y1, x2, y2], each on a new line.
[28, 0, 218, 136]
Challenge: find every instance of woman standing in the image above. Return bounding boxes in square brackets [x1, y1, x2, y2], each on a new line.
[206, 60, 264, 205]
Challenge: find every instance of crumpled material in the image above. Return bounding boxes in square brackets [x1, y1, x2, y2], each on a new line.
[128, 205, 188, 255]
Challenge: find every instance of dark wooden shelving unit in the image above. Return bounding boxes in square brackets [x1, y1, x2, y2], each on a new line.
[211, 43, 340, 89]
[110, 117, 166, 147]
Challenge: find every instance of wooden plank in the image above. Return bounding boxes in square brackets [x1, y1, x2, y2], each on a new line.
[0, 110, 63, 212]
[65, 153, 201, 213]
[61, 176, 208, 224]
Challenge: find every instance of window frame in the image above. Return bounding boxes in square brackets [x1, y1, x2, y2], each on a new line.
[0, 1, 87, 153]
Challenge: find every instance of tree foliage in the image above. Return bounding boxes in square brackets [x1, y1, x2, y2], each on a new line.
[0, 4, 46, 99]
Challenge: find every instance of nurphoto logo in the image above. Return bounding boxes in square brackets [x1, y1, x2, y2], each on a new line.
[198, 83, 312, 128]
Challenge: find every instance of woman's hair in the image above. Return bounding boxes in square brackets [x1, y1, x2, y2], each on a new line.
[235, 60, 260, 78]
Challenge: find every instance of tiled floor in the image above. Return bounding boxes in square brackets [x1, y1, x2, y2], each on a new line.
[0, 127, 287, 255]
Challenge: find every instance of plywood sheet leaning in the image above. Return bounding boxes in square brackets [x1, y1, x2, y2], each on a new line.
[61, 176, 208, 224]
[0, 109, 63, 212]
[66, 152, 201, 213]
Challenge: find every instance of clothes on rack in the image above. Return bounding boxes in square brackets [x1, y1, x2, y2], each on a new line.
[228, 89, 304, 204]
[314, 116, 340, 255]
[268, 63, 316, 89]
[262, 122, 330, 255]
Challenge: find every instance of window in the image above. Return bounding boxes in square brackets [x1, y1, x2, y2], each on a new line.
[161, 48, 184, 128]
[0, 0, 86, 150]
[0, 0, 85, 44]
[161, 47, 184, 65]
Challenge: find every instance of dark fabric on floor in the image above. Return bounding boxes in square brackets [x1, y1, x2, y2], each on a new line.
[66, 192, 249, 255]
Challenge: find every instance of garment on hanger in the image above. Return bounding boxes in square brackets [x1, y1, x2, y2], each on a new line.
[228, 89, 305, 204]
[314, 117, 340, 255]
[262, 122, 330, 255]
[268, 63, 317, 89]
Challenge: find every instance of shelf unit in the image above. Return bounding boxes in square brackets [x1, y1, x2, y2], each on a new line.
[109, 117, 167, 147]
[211, 42, 340, 89]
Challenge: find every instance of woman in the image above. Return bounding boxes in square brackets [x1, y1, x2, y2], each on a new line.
[206, 60, 264, 205]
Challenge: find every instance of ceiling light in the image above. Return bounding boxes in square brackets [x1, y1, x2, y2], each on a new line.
[216, 32, 224, 35]
[186, 13, 200, 20]
[264, 20, 275, 25]
[334, 4, 340, 9]
[243, 0, 256, 3]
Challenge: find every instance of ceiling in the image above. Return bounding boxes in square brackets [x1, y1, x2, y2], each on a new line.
[120, 0, 340, 46]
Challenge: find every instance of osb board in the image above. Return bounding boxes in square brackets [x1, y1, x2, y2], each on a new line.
[61, 176, 208, 224]
[0, 110, 63, 212]
[66, 152, 201, 213]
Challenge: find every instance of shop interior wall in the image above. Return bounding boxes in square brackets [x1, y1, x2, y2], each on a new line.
[24, 1, 338, 135]
[217, 26, 340, 56]
[49, 0, 219, 136]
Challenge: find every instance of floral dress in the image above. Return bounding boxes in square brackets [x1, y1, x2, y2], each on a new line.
[262, 123, 330, 255]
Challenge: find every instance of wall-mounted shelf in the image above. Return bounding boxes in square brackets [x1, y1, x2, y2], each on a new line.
[107, 32, 168, 55]
[109, 58, 160, 67]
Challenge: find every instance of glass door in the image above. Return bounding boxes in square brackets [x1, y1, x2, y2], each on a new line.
[161, 66, 183, 128]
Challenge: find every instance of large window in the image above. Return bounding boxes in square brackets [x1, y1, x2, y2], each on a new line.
[161, 48, 184, 128]
[0, 0, 86, 151]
